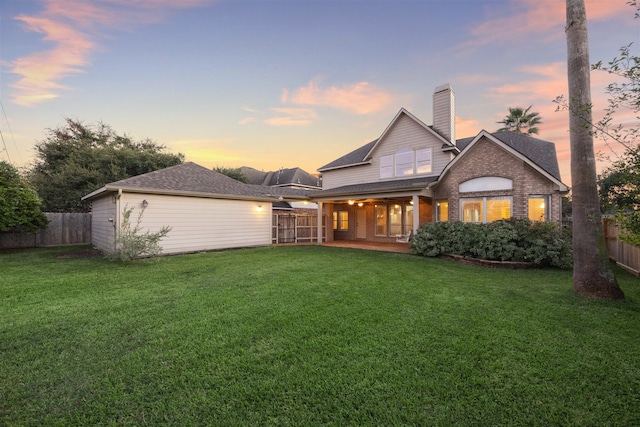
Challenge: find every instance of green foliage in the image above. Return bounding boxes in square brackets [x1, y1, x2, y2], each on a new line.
[0, 161, 48, 233]
[213, 165, 248, 183]
[410, 219, 573, 268]
[106, 205, 171, 261]
[27, 118, 184, 212]
[496, 105, 542, 135]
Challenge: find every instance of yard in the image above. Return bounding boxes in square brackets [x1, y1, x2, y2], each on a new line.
[1, 245, 639, 426]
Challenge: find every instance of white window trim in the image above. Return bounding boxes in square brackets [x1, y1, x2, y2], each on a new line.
[460, 196, 512, 223]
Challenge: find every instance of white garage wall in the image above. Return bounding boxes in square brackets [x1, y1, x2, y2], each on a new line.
[90, 195, 117, 253]
[119, 193, 272, 255]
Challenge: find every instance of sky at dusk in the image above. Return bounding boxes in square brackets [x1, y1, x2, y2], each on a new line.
[1, 0, 638, 186]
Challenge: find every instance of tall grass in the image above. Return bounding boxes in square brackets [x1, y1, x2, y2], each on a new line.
[1, 245, 638, 426]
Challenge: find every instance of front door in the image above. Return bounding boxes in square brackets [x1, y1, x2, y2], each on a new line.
[356, 208, 367, 239]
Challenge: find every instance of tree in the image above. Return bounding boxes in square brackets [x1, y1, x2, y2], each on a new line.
[565, 0, 623, 299]
[28, 119, 184, 212]
[213, 166, 248, 183]
[0, 161, 48, 233]
[496, 106, 542, 135]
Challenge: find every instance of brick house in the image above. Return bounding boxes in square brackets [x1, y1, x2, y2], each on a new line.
[312, 84, 569, 244]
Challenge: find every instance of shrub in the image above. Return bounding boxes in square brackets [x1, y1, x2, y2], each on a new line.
[411, 219, 572, 268]
[106, 205, 171, 261]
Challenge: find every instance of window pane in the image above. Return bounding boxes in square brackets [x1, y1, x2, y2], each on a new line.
[436, 200, 448, 222]
[390, 204, 402, 235]
[338, 211, 349, 230]
[404, 205, 414, 234]
[395, 150, 413, 176]
[332, 211, 338, 230]
[486, 197, 511, 222]
[380, 155, 393, 178]
[462, 199, 482, 222]
[416, 148, 432, 174]
[528, 196, 547, 221]
[375, 205, 387, 235]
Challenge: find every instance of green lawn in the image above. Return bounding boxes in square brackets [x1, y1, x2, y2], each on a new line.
[1, 245, 639, 426]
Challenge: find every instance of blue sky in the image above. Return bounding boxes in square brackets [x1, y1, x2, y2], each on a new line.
[1, 0, 638, 185]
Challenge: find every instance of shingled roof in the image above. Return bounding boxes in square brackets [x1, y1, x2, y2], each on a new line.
[240, 166, 321, 188]
[457, 130, 562, 181]
[82, 162, 310, 202]
[317, 139, 378, 172]
[314, 176, 438, 198]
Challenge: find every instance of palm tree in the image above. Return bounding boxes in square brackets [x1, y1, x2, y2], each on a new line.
[496, 106, 542, 135]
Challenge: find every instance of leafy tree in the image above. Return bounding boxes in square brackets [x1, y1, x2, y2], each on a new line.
[496, 105, 542, 135]
[213, 166, 248, 183]
[28, 119, 184, 212]
[565, 0, 623, 299]
[0, 161, 48, 233]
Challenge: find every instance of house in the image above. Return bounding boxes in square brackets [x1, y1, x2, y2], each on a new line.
[81, 162, 310, 255]
[313, 83, 569, 244]
[82, 83, 569, 255]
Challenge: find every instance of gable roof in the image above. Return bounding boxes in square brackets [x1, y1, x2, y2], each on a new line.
[82, 162, 311, 202]
[318, 108, 457, 172]
[440, 130, 568, 191]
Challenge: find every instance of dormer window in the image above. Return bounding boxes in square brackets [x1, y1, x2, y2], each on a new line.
[380, 147, 432, 179]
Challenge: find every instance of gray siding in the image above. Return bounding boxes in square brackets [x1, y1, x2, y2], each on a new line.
[90, 196, 116, 253]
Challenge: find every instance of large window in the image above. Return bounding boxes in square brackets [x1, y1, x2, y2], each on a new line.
[389, 204, 403, 235]
[379, 147, 432, 179]
[375, 205, 387, 235]
[334, 211, 349, 231]
[461, 197, 511, 223]
[528, 196, 549, 221]
[404, 205, 414, 235]
[436, 200, 448, 222]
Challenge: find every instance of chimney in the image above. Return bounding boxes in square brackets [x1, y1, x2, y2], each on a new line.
[433, 83, 456, 145]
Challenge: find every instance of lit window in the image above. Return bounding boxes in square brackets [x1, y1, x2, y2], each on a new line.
[375, 205, 387, 236]
[338, 211, 349, 230]
[332, 211, 338, 230]
[436, 200, 448, 222]
[395, 149, 414, 176]
[380, 155, 393, 179]
[416, 148, 432, 174]
[461, 197, 512, 223]
[404, 205, 414, 235]
[389, 204, 402, 235]
[528, 196, 549, 221]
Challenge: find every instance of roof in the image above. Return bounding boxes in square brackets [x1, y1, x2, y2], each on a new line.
[240, 166, 321, 188]
[313, 176, 438, 198]
[457, 130, 562, 181]
[82, 162, 311, 202]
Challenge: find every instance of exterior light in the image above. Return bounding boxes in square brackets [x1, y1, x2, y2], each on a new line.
[358, 202, 364, 207]
[348, 200, 355, 205]
[142, 200, 149, 208]
[257, 204, 263, 211]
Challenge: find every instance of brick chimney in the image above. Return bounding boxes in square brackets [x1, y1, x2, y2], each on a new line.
[433, 83, 456, 145]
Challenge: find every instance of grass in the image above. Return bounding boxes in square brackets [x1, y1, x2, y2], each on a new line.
[1, 245, 639, 426]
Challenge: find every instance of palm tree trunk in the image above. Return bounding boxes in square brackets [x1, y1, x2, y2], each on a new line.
[566, 0, 624, 299]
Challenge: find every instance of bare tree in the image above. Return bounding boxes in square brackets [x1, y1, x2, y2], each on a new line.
[565, 0, 624, 299]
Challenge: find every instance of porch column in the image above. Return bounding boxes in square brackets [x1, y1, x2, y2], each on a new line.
[412, 195, 419, 232]
[317, 201, 323, 245]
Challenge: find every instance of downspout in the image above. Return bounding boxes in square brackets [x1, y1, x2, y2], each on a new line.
[316, 201, 323, 245]
[115, 188, 122, 252]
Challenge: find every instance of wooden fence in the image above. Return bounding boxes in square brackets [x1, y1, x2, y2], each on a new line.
[272, 214, 326, 244]
[604, 219, 640, 276]
[0, 213, 91, 249]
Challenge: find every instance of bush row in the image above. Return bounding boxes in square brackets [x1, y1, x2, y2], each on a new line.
[410, 219, 573, 268]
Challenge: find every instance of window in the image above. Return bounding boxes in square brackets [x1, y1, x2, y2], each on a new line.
[380, 155, 393, 179]
[404, 205, 414, 234]
[338, 211, 349, 230]
[389, 204, 403, 235]
[332, 211, 338, 230]
[528, 196, 549, 221]
[416, 148, 432, 174]
[375, 205, 387, 236]
[460, 177, 512, 192]
[379, 147, 433, 179]
[395, 149, 414, 176]
[461, 197, 512, 223]
[436, 200, 448, 222]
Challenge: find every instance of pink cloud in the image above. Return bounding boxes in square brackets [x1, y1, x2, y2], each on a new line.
[287, 81, 394, 115]
[264, 108, 317, 127]
[463, 0, 633, 50]
[8, 0, 211, 106]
